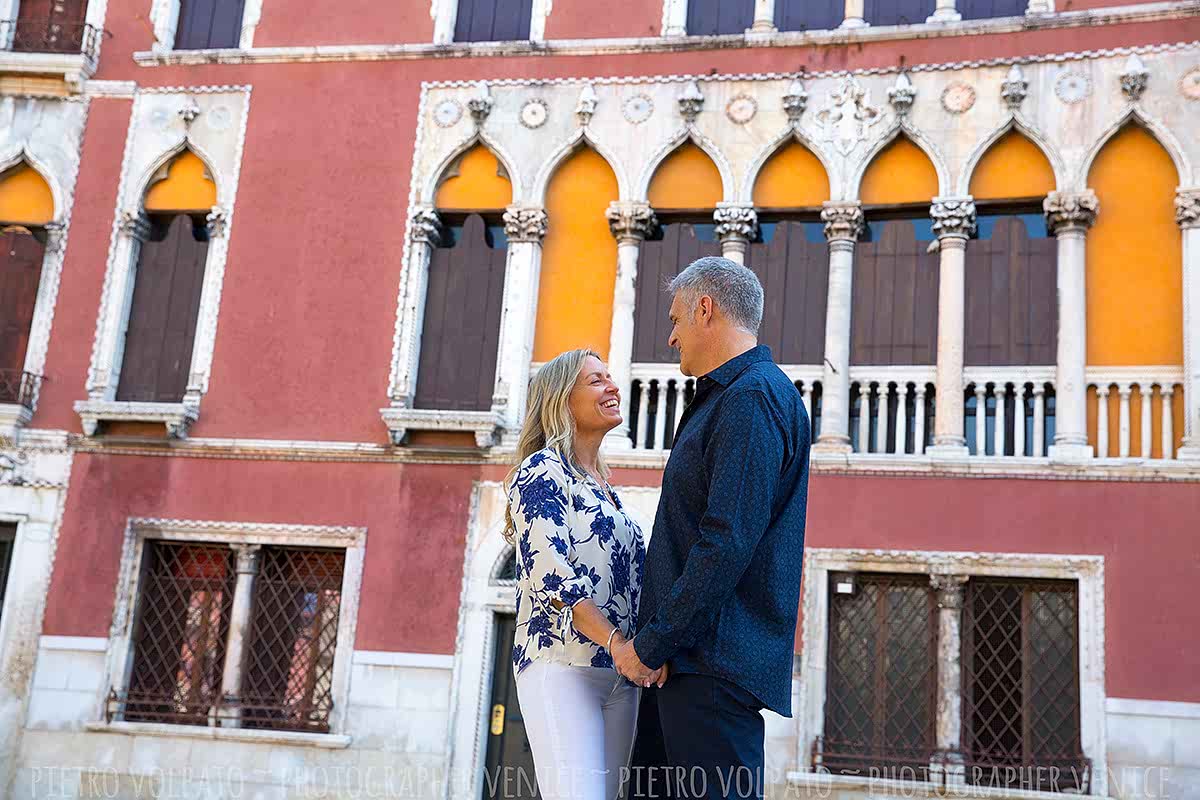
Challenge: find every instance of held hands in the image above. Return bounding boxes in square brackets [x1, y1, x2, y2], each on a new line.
[610, 632, 669, 689]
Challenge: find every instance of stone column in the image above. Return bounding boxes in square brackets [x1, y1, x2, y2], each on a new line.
[85, 211, 153, 406]
[218, 543, 262, 728]
[713, 204, 757, 266]
[1044, 191, 1098, 461]
[432, 0, 458, 44]
[930, 573, 969, 784]
[390, 206, 442, 409]
[841, 0, 867, 27]
[662, 0, 688, 35]
[814, 202, 864, 453]
[927, 198, 976, 458]
[749, 0, 777, 32]
[1176, 189, 1200, 460]
[927, 0, 961, 22]
[493, 206, 548, 447]
[605, 202, 657, 451]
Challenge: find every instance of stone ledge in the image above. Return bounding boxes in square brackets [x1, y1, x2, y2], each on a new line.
[83, 720, 352, 749]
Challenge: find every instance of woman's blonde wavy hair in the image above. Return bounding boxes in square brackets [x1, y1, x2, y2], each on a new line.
[502, 348, 611, 544]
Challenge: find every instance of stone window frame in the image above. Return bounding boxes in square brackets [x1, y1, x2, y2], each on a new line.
[659, 0, 1055, 36]
[147, 0, 263, 52]
[430, 0, 553, 45]
[75, 87, 250, 439]
[794, 547, 1107, 797]
[93, 517, 366, 741]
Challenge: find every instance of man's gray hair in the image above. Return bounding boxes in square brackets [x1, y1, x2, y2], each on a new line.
[668, 256, 764, 334]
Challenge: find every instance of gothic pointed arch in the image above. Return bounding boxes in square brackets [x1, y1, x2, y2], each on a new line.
[434, 143, 514, 211]
[968, 130, 1057, 202]
[752, 139, 830, 210]
[143, 149, 218, 213]
[858, 133, 939, 206]
[646, 140, 723, 211]
[0, 160, 55, 225]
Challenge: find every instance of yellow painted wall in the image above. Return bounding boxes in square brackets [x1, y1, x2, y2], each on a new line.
[1086, 126, 1181, 366]
[1087, 383, 1184, 459]
[435, 145, 512, 210]
[144, 151, 218, 212]
[0, 162, 54, 225]
[859, 136, 939, 205]
[752, 141, 830, 208]
[533, 148, 620, 362]
[968, 131, 1056, 200]
[647, 143, 722, 210]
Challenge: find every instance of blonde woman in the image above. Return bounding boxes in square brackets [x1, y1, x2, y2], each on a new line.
[504, 348, 659, 800]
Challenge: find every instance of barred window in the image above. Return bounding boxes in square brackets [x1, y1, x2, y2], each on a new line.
[820, 573, 938, 781]
[112, 540, 345, 733]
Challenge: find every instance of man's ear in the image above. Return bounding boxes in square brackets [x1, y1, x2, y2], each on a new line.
[697, 295, 714, 324]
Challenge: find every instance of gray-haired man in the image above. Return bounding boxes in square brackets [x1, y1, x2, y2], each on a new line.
[612, 256, 811, 799]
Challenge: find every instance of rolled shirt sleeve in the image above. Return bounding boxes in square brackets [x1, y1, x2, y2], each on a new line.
[510, 452, 593, 640]
[634, 389, 784, 669]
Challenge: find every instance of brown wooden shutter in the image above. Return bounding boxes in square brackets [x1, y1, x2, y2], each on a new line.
[0, 226, 45, 375]
[965, 215, 1057, 366]
[862, 0, 935, 25]
[686, 0, 754, 35]
[175, 0, 247, 49]
[851, 219, 938, 365]
[12, 0, 87, 53]
[633, 223, 723, 364]
[957, 0, 1027, 19]
[776, 0, 844, 30]
[746, 221, 828, 364]
[414, 214, 508, 411]
[117, 215, 209, 403]
[454, 0, 534, 42]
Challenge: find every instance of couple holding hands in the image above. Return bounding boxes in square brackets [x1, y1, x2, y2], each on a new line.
[503, 256, 811, 800]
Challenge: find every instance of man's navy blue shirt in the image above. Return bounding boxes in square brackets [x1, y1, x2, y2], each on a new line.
[634, 345, 810, 716]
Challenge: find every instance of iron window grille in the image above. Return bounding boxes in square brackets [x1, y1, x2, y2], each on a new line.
[108, 540, 345, 733]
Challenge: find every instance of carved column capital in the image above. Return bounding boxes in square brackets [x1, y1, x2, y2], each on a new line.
[118, 210, 153, 241]
[230, 543, 263, 574]
[930, 573, 969, 608]
[821, 201, 864, 243]
[205, 206, 230, 238]
[1044, 190, 1099, 234]
[931, 197, 976, 240]
[606, 202, 657, 244]
[712, 204, 757, 245]
[503, 206, 548, 243]
[1175, 189, 1200, 229]
[43, 221, 67, 254]
[410, 206, 443, 245]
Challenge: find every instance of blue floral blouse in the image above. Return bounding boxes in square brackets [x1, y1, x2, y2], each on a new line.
[508, 447, 645, 674]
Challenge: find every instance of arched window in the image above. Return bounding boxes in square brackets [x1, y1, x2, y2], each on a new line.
[115, 150, 217, 403]
[0, 162, 54, 409]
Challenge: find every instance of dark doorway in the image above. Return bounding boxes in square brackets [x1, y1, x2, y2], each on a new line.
[482, 614, 540, 799]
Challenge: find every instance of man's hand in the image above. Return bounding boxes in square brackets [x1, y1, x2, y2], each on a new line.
[611, 634, 666, 688]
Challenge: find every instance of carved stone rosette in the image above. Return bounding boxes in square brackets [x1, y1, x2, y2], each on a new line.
[931, 197, 977, 240]
[820, 202, 865, 243]
[713, 205, 758, 245]
[606, 202, 657, 244]
[1175, 189, 1200, 229]
[1044, 190, 1099, 234]
[503, 207, 548, 243]
[410, 206, 444, 245]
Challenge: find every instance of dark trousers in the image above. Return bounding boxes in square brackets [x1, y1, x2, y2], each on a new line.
[627, 674, 765, 800]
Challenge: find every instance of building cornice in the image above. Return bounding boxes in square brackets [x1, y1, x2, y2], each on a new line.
[127, 2, 1199, 68]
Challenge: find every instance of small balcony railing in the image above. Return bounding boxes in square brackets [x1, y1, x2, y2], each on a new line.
[963, 367, 1056, 458]
[1087, 367, 1184, 460]
[2, 17, 101, 58]
[849, 367, 936, 455]
[0, 369, 39, 410]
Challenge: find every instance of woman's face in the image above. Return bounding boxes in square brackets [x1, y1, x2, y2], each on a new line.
[568, 355, 622, 437]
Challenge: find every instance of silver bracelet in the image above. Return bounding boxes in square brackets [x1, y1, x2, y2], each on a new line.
[605, 627, 620, 652]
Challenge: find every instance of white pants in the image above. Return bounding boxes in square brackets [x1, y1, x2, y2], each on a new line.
[514, 661, 640, 800]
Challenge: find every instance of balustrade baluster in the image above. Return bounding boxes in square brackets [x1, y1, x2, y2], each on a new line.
[857, 384, 870, 453]
[1118, 383, 1132, 458]
[914, 386, 927, 455]
[895, 383, 909, 454]
[973, 385, 987, 456]
[1096, 385, 1109, 458]
[1140, 384, 1153, 459]
[1162, 385, 1175, 459]
[635, 381, 650, 450]
[1033, 385, 1046, 457]
[874, 383, 889, 454]
[1013, 383, 1026, 458]
[671, 380, 686, 448]
[995, 384, 1008, 457]
[652, 381, 668, 451]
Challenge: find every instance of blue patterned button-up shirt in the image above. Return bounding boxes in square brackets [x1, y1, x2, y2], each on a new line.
[509, 448, 646, 675]
[634, 345, 810, 716]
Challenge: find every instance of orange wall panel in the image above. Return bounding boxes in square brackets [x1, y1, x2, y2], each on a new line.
[859, 136, 939, 205]
[968, 131, 1056, 201]
[0, 162, 54, 225]
[1085, 126, 1181, 367]
[1087, 383, 1185, 459]
[752, 141, 830, 208]
[435, 144, 513, 210]
[143, 150, 218, 212]
[647, 143, 722, 210]
[533, 148, 620, 361]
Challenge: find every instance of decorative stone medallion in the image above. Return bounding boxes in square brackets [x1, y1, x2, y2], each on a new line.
[622, 94, 654, 125]
[941, 82, 976, 114]
[433, 99, 463, 128]
[725, 94, 758, 125]
[1054, 71, 1092, 104]
[519, 99, 549, 129]
[1180, 67, 1200, 101]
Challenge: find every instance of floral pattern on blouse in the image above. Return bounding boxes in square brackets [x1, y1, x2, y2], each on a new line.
[508, 447, 645, 674]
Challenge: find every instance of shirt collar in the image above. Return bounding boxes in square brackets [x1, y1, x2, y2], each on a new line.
[701, 345, 773, 387]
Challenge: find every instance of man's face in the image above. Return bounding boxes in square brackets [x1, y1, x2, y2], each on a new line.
[667, 291, 704, 377]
